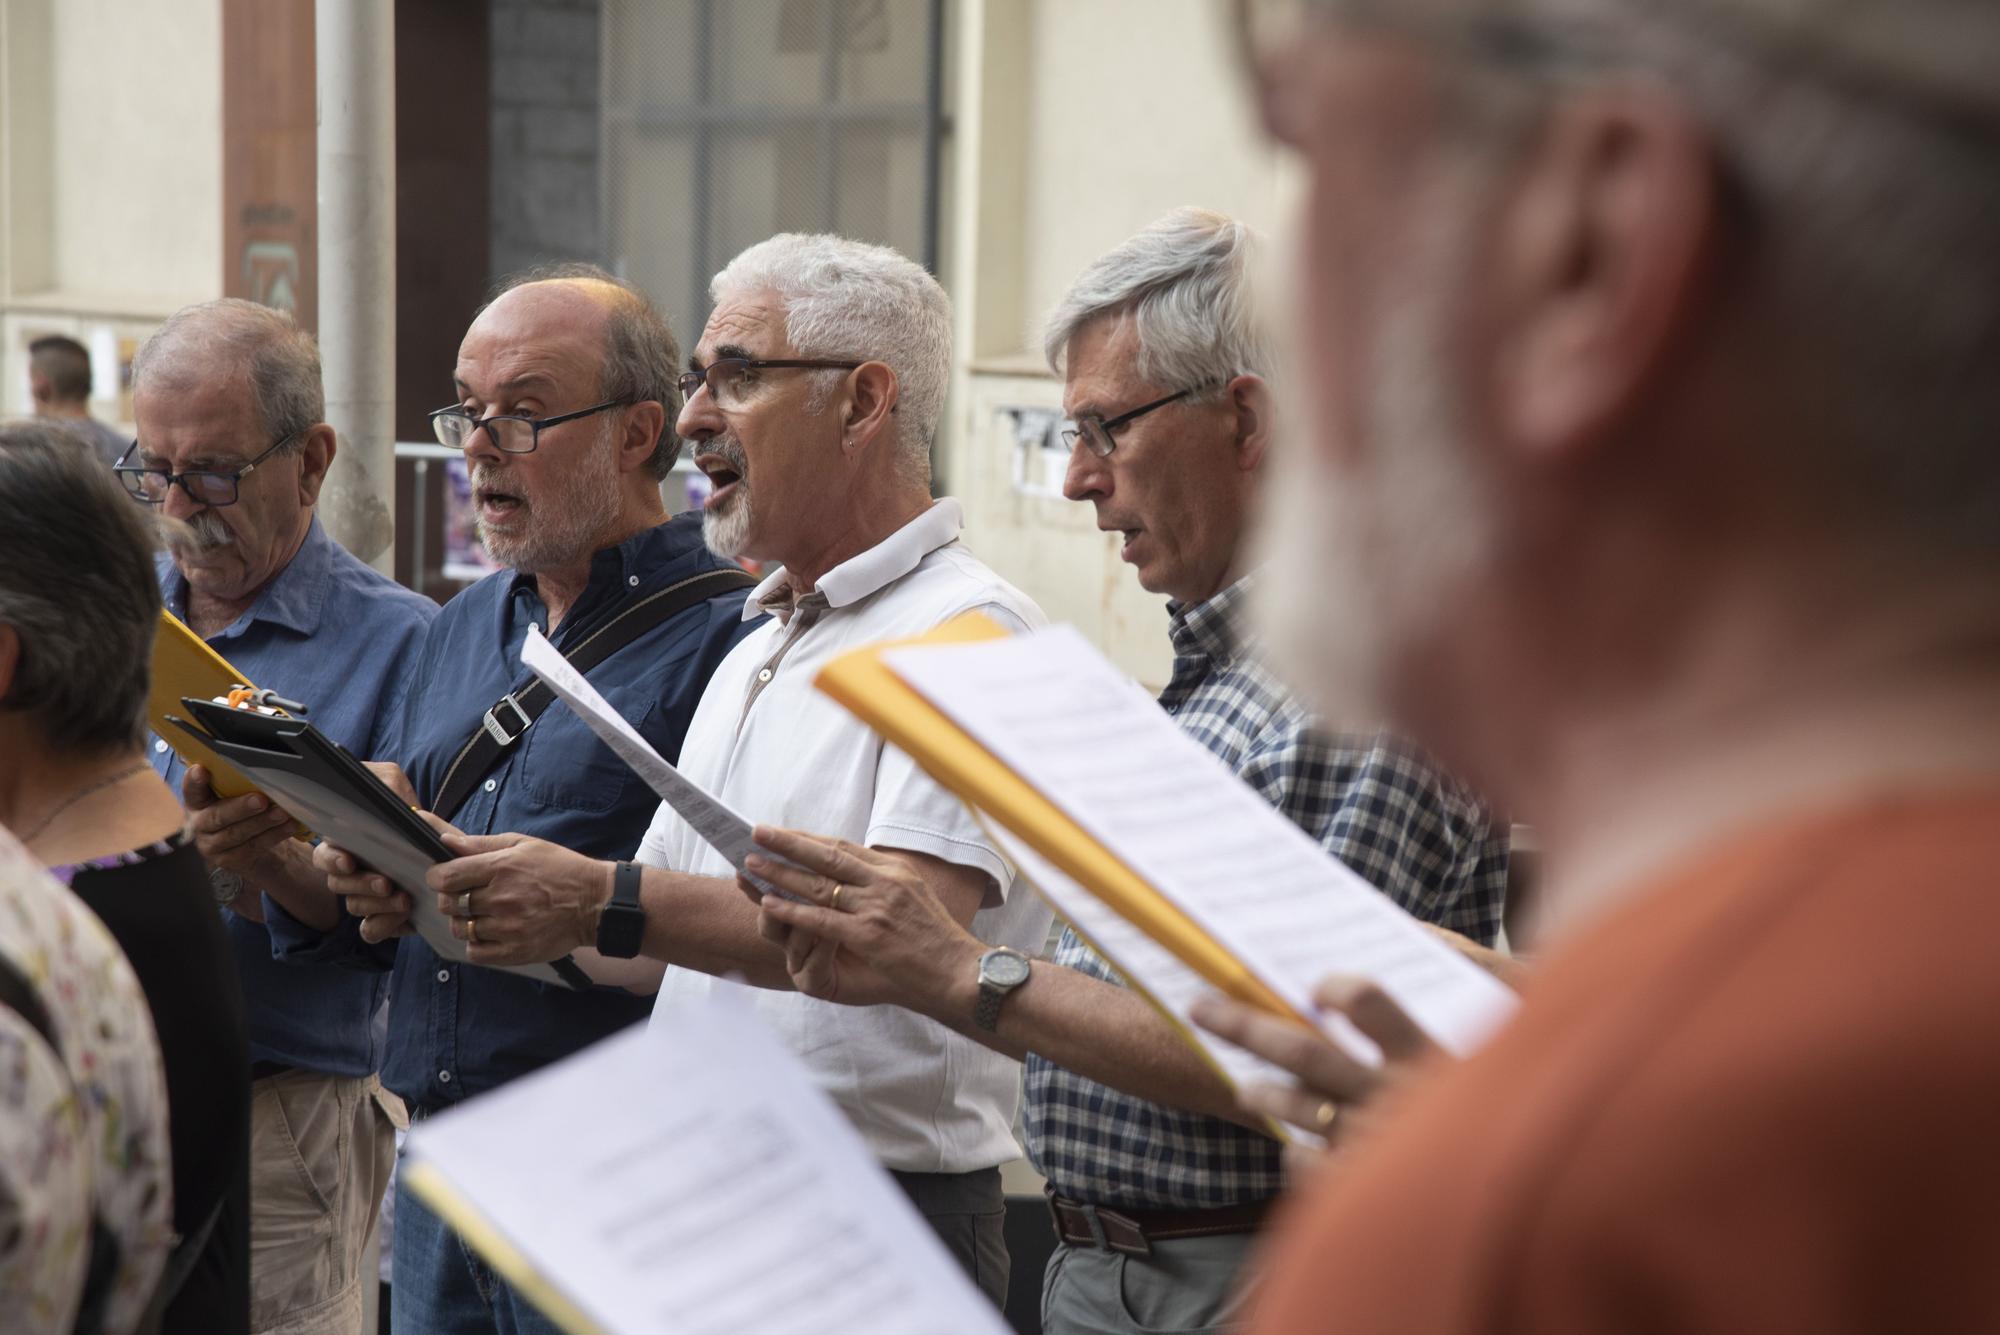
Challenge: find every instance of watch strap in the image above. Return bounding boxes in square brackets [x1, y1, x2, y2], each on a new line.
[595, 861, 646, 959]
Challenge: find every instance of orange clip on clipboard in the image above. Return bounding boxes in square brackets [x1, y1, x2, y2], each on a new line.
[148, 609, 306, 836]
[814, 612, 1296, 1026]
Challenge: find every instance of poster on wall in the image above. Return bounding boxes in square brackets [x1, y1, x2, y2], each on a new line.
[441, 458, 503, 583]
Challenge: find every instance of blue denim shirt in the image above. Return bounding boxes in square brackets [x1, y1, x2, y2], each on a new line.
[151, 515, 438, 1077]
[266, 514, 758, 1111]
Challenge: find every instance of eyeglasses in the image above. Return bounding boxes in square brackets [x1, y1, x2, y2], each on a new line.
[677, 358, 863, 409]
[115, 432, 298, 508]
[427, 399, 633, 454]
[1062, 384, 1216, 459]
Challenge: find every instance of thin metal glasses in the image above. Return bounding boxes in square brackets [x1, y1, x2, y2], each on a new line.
[677, 358, 863, 408]
[1062, 385, 1215, 459]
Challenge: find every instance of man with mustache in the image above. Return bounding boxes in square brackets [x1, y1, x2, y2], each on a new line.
[220, 268, 755, 1335]
[339, 235, 1053, 1308]
[127, 298, 438, 1335]
[1204, 0, 2000, 1330]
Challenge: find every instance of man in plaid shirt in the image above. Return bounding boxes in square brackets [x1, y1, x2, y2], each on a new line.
[756, 209, 1509, 1333]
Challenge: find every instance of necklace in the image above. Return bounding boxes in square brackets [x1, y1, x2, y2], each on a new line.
[17, 762, 151, 845]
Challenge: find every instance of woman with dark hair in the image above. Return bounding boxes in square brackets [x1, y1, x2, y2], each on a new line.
[0, 423, 250, 1333]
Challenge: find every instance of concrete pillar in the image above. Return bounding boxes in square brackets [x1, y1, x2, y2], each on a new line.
[316, 0, 398, 573]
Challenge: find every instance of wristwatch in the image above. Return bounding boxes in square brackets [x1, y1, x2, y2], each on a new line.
[973, 947, 1032, 1032]
[209, 866, 245, 907]
[595, 861, 646, 959]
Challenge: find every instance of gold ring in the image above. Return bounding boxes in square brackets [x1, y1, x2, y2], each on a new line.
[467, 916, 479, 945]
[457, 891, 472, 916]
[1313, 1099, 1339, 1132]
[830, 884, 844, 912]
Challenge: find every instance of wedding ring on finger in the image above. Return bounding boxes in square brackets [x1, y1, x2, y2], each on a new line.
[468, 916, 480, 945]
[456, 891, 472, 917]
[1313, 1099, 1339, 1132]
[830, 883, 844, 912]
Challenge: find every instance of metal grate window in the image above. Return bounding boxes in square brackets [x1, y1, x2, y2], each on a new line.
[601, 0, 947, 348]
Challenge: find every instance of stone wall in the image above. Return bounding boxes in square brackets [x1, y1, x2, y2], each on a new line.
[489, 0, 603, 278]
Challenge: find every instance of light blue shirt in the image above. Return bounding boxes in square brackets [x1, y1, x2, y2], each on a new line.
[151, 515, 437, 1076]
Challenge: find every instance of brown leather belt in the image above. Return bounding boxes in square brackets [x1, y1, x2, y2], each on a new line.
[1046, 1187, 1272, 1258]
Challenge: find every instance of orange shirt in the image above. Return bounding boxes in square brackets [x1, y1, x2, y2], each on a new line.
[1251, 790, 2000, 1335]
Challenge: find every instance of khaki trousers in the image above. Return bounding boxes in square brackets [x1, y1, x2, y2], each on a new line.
[249, 1069, 396, 1335]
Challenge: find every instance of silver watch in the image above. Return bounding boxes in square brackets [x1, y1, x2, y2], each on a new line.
[209, 866, 245, 907]
[973, 947, 1032, 1032]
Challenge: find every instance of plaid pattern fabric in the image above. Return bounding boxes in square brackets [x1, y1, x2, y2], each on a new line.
[1024, 577, 1510, 1209]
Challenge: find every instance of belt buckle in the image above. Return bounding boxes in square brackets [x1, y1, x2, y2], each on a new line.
[482, 693, 533, 746]
[1094, 1205, 1152, 1259]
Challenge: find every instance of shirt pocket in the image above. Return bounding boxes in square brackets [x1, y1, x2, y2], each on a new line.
[515, 694, 660, 815]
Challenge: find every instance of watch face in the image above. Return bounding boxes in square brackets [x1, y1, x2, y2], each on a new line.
[984, 951, 1031, 988]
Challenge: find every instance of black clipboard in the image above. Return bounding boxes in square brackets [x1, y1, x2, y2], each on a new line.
[167, 698, 594, 992]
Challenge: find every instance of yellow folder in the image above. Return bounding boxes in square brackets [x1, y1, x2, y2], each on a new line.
[146, 608, 270, 803]
[814, 612, 1296, 1024]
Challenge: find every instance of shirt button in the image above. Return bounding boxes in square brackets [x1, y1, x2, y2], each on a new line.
[436, 968, 451, 983]
[757, 668, 773, 683]
[438, 1070, 453, 1084]
[154, 739, 169, 754]
[627, 575, 640, 587]
[483, 779, 497, 793]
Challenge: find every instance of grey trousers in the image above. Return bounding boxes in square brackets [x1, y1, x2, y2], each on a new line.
[892, 1166, 1011, 1311]
[1041, 1231, 1258, 1335]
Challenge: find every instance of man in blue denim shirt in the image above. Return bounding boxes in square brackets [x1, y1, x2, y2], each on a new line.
[241, 267, 754, 1335]
[130, 299, 437, 1335]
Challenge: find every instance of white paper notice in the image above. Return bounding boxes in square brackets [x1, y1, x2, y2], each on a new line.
[520, 626, 787, 894]
[404, 990, 1010, 1335]
[884, 625, 1518, 1062]
[984, 822, 1322, 1145]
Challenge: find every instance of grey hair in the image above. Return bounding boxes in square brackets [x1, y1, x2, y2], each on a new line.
[711, 234, 951, 485]
[1043, 207, 1273, 397]
[485, 263, 686, 479]
[131, 298, 324, 453]
[0, 425, 163, 753]
[1452, 0, 2000, 564]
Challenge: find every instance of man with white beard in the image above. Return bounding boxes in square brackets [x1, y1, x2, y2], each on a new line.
[126, 298, 438, 1334]
[234, 266, 756, 1335]
[1195, 1, 2000, 1331]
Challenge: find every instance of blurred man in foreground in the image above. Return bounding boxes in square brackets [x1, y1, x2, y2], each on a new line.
[1212, 0, 2000, 1330]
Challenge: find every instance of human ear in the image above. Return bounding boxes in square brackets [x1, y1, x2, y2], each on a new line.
[1488, 88, 1724, 464]
[840, 362, 900, 456]
[296, 425, 338, 506]
[1228, 374, 1274, 474]
[616, 401, 670, 473]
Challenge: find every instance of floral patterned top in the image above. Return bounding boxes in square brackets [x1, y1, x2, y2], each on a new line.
[0, 823, 173, 1334]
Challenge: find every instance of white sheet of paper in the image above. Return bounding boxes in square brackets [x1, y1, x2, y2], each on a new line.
[884, 625, 1518, 1063]
[984, 821, 1322, 1146]
[520, 626, 786, 894]
[404, 988, 1010, 1335]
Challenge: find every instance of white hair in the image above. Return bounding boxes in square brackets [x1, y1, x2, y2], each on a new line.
[1456, 0, 2000, 564]
[710, 234, 951, 481]
[1042, 207, 1272, 396]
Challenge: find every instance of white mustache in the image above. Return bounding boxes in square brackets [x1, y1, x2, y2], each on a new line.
[165, 510, 236, 552]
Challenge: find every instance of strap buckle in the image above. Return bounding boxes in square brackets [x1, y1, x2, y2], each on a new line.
[481, 693, 533, 746]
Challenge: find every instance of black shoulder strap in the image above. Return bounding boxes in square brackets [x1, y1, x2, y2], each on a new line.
[432, 566, 756, 822]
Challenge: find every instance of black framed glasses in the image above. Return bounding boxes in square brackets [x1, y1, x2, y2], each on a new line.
[1062, 384, 1217, 459]
[678, 358, 863, 409]
[427, 399, 633, 454]
[114, 432, 298, 508]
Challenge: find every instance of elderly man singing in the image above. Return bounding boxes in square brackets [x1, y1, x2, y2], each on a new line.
[123, 299, 437, 1335]
[331, 235, 1050, 1307]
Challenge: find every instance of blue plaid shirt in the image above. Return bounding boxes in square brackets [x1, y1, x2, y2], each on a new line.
[1023, 576, 1509, 1209]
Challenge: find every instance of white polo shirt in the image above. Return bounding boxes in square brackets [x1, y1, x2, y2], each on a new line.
[641, 499, 1053, 1173]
